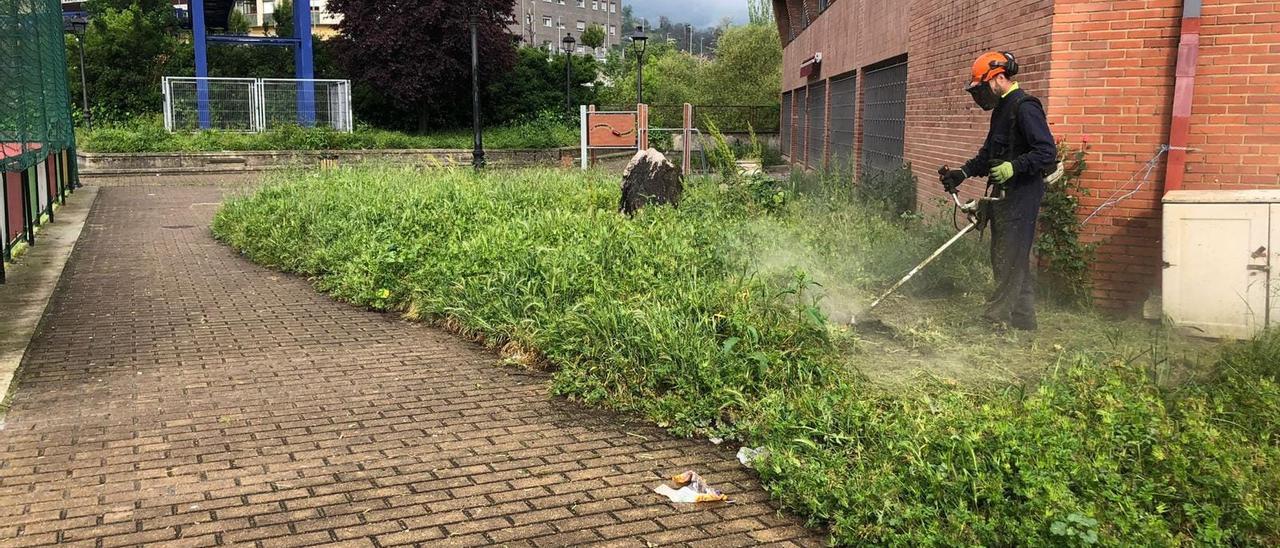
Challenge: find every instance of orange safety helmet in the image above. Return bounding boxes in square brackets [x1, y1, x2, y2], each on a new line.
[968, 51, 1019, 87]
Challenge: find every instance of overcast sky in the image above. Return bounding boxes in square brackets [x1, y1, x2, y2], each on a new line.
[629, 0, 749, 29]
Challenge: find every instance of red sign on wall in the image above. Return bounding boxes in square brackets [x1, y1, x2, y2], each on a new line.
[586, 112, 639, 149]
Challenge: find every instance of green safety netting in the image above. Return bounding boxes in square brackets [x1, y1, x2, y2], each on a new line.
[1, 0, 75, 174]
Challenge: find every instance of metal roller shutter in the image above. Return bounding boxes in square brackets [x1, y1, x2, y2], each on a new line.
[862, 58, 908, 174]
[793, 86, 807, 165]
[780, 91, 792, 160]
[806, 80, 826, 170]
[828, 72, 856, 172]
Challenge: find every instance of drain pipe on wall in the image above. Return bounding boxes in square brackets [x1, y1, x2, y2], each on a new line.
[1163, 0, 1202, 193]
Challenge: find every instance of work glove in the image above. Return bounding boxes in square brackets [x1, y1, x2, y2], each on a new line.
[938, 166, 967, 194]
[989, 160, 1014, 185]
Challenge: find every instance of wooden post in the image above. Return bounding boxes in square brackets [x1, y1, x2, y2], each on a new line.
[638, 103, 649, 151]
[682, 103, 693, 176]
[588, 105, 597, 168]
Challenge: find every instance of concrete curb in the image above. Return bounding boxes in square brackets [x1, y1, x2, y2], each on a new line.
[0, 186, 99, 418]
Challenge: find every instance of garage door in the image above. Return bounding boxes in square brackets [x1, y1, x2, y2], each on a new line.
[780, 91, 792, 160]
[806, 80, 826, 170]
[828, 72, 856, 172]
[793, 86, 807, 165]
[862, 57, 908, 174]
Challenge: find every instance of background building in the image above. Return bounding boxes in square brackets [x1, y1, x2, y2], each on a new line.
[233, 0, 340, 38]
[772, 0, 1280, 312]
[513, 0, 621, 59]
[223, 0, 621, 55]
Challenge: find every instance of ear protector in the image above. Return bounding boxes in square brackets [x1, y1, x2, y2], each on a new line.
[992, 51, 1019, 78]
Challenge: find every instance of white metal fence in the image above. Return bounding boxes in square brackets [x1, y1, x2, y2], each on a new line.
[162, 77, 353, 133]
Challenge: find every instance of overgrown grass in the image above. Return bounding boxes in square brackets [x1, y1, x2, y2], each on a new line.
[213, 166, 1278, 546]
[77, 114, 577, 153]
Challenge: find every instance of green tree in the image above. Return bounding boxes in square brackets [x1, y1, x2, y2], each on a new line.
[488, 47, 598, 123]
[272, 0, 294, 38]
[86, 0, 172, 12]
[747, 0, 773, 25]
[580, 24, 605, 50]
[598, 18, 780, 127]
[227, 9, 252, 34]
[327, 0, 516, 130]
[76, 2, 181, 121]
[699, 22, 780, 106]
[621, 5, 636, 34]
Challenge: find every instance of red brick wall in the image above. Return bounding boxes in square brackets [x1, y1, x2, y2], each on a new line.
[1049, 0, 1280, 311]
[906, 0, 1057, 210]
[779, 0, 910, 92]
[775, 0, 910, 173]
[1048, 0, 1180, 311]
[1182, 1, 1280, 190]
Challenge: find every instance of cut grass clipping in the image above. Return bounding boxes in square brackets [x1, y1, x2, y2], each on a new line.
[213, 167, 1279, 546]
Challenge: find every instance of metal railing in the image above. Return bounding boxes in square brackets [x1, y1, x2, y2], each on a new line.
[162, 77, 353, 133]
[598, 104, 780, 134]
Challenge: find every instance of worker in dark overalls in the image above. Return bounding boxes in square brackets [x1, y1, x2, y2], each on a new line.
[940, 51, 1058, 331]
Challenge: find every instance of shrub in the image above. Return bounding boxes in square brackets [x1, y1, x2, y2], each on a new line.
[214, 167, 1278, 546]
[76, 114, 577, 153]
[1036, 143, 1096, 306]
[701, 118, 738, 180]
[856, 164, 918, 218]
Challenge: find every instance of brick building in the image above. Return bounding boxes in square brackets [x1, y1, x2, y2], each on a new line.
[772, 0, 1280, 311]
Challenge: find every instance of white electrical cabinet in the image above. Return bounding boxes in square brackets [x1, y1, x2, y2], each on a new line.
[1163, 190, 1280, 339]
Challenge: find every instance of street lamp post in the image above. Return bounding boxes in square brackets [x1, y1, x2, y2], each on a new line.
[630, 25, 648, 105]
[561, 33, 576, 114]
[64, 18, 91, 130]
[469, 6, 485, 170]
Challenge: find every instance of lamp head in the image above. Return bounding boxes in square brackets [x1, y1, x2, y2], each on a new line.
[631, 25, 648, 55]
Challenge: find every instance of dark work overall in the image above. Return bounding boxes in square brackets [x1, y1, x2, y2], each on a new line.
[962, 88, 1057, 330]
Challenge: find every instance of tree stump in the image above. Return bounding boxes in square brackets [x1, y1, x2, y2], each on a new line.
[619, 148, 683, 216]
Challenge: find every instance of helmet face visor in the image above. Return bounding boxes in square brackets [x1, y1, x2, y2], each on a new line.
[966, 81, 999, 111]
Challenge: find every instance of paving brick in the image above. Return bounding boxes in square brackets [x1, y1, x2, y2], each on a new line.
[315, 540, 375, 548]
[258, 530, 334, 547]
[643, 525, 720, 545]
[0, 185, 823, 546]
[101, 526, 179, 547]
[485, 522, 558, 544]
[332, 520, 402, 540]
[508, 506, 574, 527]
[531, 529, 604, 547]
[222, 523, 294, 544]
[2, 532, 59, 547]
[373, 527, 447, 546]
[146, 534, 220, 548]
[597, 519, 663, 539]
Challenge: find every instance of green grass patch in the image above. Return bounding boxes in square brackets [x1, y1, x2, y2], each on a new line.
[213, 166, 1279, 546]
[77, 114, 577, 153]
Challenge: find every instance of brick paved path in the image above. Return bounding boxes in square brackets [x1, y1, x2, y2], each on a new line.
[0, 186, 823, 547]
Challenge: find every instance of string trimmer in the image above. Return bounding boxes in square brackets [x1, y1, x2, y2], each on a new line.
[849, 162, 1064, 328]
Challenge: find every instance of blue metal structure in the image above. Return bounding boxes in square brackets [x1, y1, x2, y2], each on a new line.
[190, 0, 315, 129]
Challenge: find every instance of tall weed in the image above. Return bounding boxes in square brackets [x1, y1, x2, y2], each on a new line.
[214, 167, 1278, 546]
[78, 113, 577, 153]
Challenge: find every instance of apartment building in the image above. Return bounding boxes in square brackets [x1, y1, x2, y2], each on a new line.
[513, 0, 621, 58]
[221, 1, 619, 55]
[233, 0, 340, 38]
